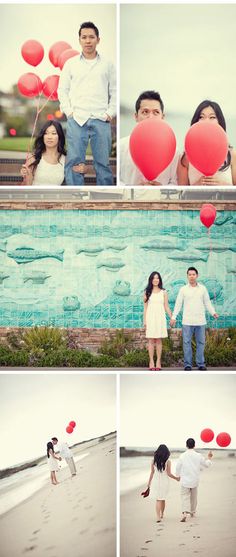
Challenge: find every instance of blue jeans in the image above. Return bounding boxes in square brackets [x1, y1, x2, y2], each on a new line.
[65, 117, 113, 185]
[182, 325, 206, 368]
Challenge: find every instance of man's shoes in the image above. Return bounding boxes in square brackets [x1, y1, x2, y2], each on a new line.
[198, 366, 207, 371]
[184, 366, 192, 371]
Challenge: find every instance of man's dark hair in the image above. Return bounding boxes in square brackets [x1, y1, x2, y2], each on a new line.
[79, 21, 99, 38]
[186, 438, 195, 449]
[135, 90, 164, 114]
[51, 437, 58, 442]
[187, 267, 198, 275]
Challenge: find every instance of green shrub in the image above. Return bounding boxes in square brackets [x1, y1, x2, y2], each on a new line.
[94, 354, 120, 367]
[22, 327, 67, 352]
[66, 350, 95, 368]
[0, 346, 29, 366]
[99, 329, 133, 359]
[121, 349, 149, 367]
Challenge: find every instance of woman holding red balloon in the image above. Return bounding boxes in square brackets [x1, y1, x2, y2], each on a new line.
[177, 100, 236, 185]
[144, 272, 172, 371]
[20, 120, 66, 185]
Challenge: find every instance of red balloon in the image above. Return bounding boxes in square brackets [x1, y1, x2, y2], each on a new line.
[69, 421, 76, 428]
[9, 128, 17, 136]
[42, 75, 60, 101]
[185, 120, 228, 176]
[216, 432, 231, 447]
[129, 119, 176, 181]
[200, 428, 214, 443]
[58, 49, 79, 70]
[18, 73, 43, 98]
[200, 204, 217, 229]
[66, 426, 73, 434]
[49, 41, 72, 67]
[21, 40, 44, 67]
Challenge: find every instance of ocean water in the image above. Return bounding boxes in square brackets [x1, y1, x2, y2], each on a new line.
[0, 209, 235, 328]
[0, 453, 89, 516]
[120, 455, 178, 495]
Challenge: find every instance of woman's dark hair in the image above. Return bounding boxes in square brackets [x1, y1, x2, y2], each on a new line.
[154, 444, 170, 472]
[30, 120, 66, 172]
[190, 99, 231, 171]
[47, 441, 54, 458]
[144, 271, 164, 302]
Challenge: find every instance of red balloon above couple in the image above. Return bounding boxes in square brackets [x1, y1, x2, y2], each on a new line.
[66, 420, 76, 434]
[200, 428, 231, 447]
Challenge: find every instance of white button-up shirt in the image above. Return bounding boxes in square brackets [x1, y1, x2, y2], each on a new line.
[120, 135, 179, 185]
[172, 283, 216, 326]
[58, 52, 116, 126]
[59, 443, 73, 459]
[176, 449, 212, 488]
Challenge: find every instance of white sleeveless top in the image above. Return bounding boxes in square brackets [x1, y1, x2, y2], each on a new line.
[188, 162, 233, 185]
[33, 155, 65, 185]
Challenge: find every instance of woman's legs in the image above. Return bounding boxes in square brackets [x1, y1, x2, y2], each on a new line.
[156, 500, 163, 521]
[155, 338, 162, 368]
[148, 339, 155, 369]
[160, 500, 165, 518]
[51, 471, 59, 484]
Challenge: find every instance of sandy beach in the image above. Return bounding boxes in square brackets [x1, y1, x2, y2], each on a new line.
[121, 456, 236, 557]
[0, 434, 116, 557]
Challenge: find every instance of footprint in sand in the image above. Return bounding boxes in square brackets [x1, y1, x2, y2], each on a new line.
[29, 538, 37, 543]
[145, 540, 153, 544]
[193, 536, 201, 539]
[183, 529, 190, 533]
[45, 546, 56, 551]
[32, 530, 40, 535]
[141, 549, 148, 551]
[79, 529, 89, 535]
[179, 543, 186, 546]
[84, 505, 93, 510]
[23, 546, 37, 552]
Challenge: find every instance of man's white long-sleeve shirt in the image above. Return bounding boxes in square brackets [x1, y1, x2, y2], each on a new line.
[58, 52, 116, 126]
[176, 449, 212, 488]
[172, 283, 216, 326]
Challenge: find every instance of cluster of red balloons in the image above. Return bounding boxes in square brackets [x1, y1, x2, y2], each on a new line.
[129, 119, 176, 181]
[200, 428, 231, 447]
[200, 203, 217, 229]
[185, 120, 228, 176]
[66, 420, 76, 434]
[18, 39, 79, 101]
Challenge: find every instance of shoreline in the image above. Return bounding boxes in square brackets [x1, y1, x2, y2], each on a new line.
[0, 435, 116, 557]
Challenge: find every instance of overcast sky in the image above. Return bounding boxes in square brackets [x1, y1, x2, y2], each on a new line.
[0, 374, 116, 468]
[120, 375, 236, 449]
[0, 3, 116, 92]
[121, 4, 236, 118]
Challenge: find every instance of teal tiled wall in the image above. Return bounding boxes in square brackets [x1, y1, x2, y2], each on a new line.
[0, 209, 235, 329]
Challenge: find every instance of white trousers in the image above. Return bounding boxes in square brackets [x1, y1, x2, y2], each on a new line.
[65, 457, 76, 475]
[181, 485, 198, 514]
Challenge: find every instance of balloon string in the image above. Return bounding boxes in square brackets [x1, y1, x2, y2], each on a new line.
[208, 227, 217, 329]
[22, 88, 57, 184]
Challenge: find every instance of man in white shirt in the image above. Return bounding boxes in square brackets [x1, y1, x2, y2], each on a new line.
[58, 21, 116, 186]
[176, 438, 213, 522]
[170, 267, 219, 370]
[120, 90, 179, 185]
[59, 442, 77, 476]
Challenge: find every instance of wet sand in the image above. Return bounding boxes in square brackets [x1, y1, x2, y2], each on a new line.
[121, 457, 236, 557]
[0, 435, 116, 557]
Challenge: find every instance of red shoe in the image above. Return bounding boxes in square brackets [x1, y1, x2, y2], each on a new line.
[155, 367, 161, 371]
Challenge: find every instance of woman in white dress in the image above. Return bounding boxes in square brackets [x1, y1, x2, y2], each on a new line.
[177, 100, 236, 185]
[21, 120, 66, 185]
[144, 444, 180, 522]
[143, 271, 172, 371]
[47, 441, 62, 485]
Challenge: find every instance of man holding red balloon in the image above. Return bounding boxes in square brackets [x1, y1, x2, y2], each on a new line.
[170, 267, 219, 370]
[120, 90, 179, 185]
[176, 438, 213, 522]
[58, 21, 116, 186]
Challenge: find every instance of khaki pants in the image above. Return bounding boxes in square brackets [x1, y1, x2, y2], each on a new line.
[181, 485, 198, 514]
[65, 457, 76, 475]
